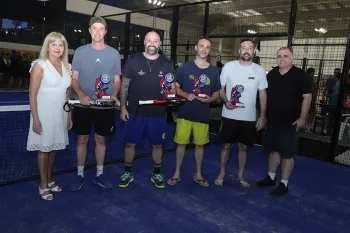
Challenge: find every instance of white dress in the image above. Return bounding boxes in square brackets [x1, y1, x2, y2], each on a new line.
[27, 59, 72, 152]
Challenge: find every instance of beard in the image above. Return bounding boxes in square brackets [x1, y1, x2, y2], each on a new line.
[145, 46, 159, 55]
[197, 51, 208, 59]
[241, 53, 252, 61]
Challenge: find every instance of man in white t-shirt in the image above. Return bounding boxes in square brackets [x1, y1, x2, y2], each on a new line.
[215, 39, 268, 188]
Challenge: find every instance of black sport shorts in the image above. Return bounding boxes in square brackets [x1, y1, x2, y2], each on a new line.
[219, 117, 256, 146]
[72, 107, 116, 136]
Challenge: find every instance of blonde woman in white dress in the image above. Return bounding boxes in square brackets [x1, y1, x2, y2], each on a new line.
[27, 32, 72, 200]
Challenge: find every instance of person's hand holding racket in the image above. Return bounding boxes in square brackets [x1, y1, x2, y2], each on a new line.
[79, 94, 91, 105]
[33, 119, 42, 135]
[110, 96, 119, 105]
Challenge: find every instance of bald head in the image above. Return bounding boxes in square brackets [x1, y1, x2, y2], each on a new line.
[145, 31, 160, 41]
[144, 31, 161, 56]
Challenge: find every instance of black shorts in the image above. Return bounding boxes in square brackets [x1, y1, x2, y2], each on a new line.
[263, 125, 298, 158]
[219, 117, 255, 146]
[72, 107, 116, 136]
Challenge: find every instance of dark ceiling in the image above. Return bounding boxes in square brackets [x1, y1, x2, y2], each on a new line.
[0, 0, 67, 23]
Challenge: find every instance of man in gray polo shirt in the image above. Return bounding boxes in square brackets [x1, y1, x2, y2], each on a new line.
[69, 16, 121, 191]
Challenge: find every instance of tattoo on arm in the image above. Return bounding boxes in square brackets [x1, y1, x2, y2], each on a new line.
[120, 77, 130, 107]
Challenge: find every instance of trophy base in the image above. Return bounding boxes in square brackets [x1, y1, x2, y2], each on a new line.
[197, 94, 207, 98]
[167, 94, 176, 98]
[231, 102, 245, 108]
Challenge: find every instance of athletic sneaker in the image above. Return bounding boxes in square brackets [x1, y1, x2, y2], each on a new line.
[119, 171, 134, 188]
[93, 174, 112, 189]
[151, 173, 165, 189]
[256, 175, 276, 188]
[270, 182, 288, 196]
[69, 175, 84, 192]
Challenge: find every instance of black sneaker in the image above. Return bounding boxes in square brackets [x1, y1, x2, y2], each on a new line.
[270, 182, 288, 196]
[256, 175, 276, 188]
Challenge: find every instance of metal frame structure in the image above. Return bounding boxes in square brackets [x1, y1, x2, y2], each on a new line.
[97, 0, 350, 164]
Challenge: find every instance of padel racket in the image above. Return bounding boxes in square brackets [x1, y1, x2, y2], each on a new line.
[64, 98, 185, 112]
[63, 99, 120, 112]
[139, 98, 185, 105]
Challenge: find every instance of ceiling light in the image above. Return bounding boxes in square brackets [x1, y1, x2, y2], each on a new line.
[245, 9, 262, 16]
[274, 21, 285, 25]
[247, 29, 257, 34]
[315, 28, 327, 33]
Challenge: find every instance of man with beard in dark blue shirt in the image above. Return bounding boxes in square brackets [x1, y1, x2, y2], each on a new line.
[118, 31, 175, 189]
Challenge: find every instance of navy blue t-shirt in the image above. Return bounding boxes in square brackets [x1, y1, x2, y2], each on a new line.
[176, 61, 220, 124]
[123, 53, 175, 116]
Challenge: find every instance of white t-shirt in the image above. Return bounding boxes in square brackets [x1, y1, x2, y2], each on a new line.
[220, 61, 268, 121]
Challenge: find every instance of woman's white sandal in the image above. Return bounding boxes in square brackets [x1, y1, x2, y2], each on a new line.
[39, 187, 53, 201]
[48, 181, 62, 192]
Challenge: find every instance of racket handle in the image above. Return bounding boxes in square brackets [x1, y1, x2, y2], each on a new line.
[68, 100, 81, 104]
[139, 99, 185, 105]
[139, 100, 155, 105]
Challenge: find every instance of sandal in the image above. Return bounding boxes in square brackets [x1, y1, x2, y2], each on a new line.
[215, 179, 224, 186]
[48, 181, 62, 192]
[167, 177, 181, 185]
[193, 178, 209, 187]
[238, 180, 250, 188]
[39, 186, 53, 201]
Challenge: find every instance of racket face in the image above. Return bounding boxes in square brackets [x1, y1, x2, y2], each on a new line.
[68, 99, 120, 110]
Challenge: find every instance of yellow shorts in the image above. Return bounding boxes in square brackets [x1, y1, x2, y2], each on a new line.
[174, 118, 209, 145]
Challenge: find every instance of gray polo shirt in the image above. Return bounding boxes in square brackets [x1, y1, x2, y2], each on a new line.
[72, 44, 121, 99]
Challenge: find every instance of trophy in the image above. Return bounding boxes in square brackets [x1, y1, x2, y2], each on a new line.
[230, 85, 245, 108]
[94, 74, 115, 106]
[193, 74, 207, 98]
[160, 73, 175, 98]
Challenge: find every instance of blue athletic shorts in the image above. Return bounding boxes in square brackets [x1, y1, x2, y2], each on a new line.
[123, 113, 168, 145]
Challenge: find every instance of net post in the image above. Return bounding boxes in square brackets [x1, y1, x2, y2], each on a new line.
[203, 2, 209, 36]
[287, 0, 298, 49]
[329, 26, 350, 162]
[123, 13, 131, 66]
[171, 5, 179, 65]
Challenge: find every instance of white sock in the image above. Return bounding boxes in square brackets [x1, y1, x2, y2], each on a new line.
[281, 179, 288, 187]
[97, 165, 103, 177]
[78, 166, 84, 177]
[268, 172, 276, 180]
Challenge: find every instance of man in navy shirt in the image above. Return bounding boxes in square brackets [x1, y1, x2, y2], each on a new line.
[118, 31, 175, 189]
[167, 37, 220, 187]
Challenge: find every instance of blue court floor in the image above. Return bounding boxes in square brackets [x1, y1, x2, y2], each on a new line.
[0, 144, 349, 233]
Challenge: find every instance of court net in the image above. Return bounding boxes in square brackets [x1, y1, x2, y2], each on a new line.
[0, 103, 178, 186]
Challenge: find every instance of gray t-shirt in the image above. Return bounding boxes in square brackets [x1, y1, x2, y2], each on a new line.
[72, 44, 121, 99]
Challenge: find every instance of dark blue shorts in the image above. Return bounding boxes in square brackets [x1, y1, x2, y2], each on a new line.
[263, 125, 299, 158]
[123, 113, 167, 145]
